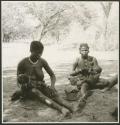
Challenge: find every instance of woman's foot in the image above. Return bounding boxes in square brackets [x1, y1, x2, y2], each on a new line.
[61, 107, 72, 118]
[72, 103, 79, 112]
[100, 87, 110, 92]
[66, 104, 75, 113]
[78, 97, 86, 107]
[73, 97, 87, 112]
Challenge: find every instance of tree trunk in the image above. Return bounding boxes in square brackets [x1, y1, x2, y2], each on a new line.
[100, 2, 113, 50]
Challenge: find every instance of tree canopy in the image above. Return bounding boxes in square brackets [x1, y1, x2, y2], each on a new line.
[2, 1, 119, 50]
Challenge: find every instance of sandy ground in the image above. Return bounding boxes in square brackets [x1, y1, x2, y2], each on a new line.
[2, 59, 118, 123]
[2, 42, 119, 123]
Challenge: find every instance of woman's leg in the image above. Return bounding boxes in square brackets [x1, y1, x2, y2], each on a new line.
[52, 94, 74, 113]
[94, 78, 109, 90]
[31, 88, 70, 116]
[73, 82, 89, 111]
[39, 83, 74, 113]
[80, 82, 89, 100]
[106, 75, 118, 90]
[99, 75, 118, 92]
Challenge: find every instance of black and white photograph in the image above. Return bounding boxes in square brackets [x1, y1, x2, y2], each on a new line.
[1, 1, 119, 123]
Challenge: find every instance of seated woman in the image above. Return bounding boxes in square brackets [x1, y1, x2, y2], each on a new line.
[67, 43, 118, 111]
[11, 41, 73, 117]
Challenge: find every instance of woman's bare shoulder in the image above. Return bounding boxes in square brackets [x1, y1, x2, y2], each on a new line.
[18, 57, 29, 65]
[39, 57, 48, 65]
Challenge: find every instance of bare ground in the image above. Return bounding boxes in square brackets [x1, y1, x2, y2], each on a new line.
[2, 60, 118, 123]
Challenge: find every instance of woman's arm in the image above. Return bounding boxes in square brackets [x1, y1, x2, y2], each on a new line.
[42, 59, 56, 89]
[17, 61, 25, 75]
[17, 60, 26, 87]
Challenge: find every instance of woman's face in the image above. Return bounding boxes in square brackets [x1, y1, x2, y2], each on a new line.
[79, 47, 89, 58]
[31, 50, 42, 60]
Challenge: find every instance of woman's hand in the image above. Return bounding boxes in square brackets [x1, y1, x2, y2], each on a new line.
[47, 85, 57, 97]
[17, 74, 29, 84]
[51, 85, 56, 92]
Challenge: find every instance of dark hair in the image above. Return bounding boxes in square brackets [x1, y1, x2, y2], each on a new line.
[79, 43, 89, 50]
[30, 41, 44, 54]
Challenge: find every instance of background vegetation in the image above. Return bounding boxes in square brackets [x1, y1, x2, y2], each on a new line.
[2, 1, 119, 51]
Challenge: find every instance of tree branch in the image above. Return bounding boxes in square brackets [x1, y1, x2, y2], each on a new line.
[100, 2, 112, 18]
[39, 9, 65, 41]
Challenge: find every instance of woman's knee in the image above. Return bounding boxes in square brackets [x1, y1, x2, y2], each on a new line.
[11, 90, 22, 101]
[82, 83, 88, 87]
[31, 88, 40, 95]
